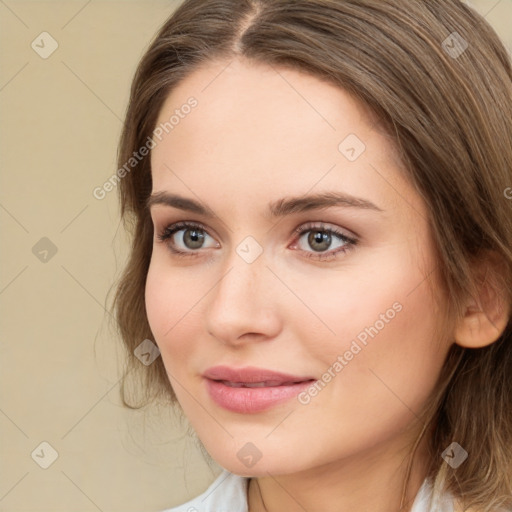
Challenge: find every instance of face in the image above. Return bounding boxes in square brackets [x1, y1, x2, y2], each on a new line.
[145, 57, 452, 477]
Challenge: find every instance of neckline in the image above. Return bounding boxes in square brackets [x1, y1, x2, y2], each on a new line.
[241, 473, 448, 512]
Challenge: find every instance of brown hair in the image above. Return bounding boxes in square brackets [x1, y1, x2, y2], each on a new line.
[110, 0, 512, 510]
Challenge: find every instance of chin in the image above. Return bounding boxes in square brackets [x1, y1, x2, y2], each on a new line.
[204, 444, 305, 478]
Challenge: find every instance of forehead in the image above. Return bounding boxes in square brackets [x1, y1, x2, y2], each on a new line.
[153, 56, 377, 149]
[149, 57, 414, 217]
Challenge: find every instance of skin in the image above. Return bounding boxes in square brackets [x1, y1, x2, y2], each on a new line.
[145, 56, 457, 512]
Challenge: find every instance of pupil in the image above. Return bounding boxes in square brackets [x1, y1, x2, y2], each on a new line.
[309, 230, 330, 252]
[185, 229, 204, 248]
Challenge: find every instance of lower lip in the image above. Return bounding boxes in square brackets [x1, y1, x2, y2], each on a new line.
[205, 379, 315, 413]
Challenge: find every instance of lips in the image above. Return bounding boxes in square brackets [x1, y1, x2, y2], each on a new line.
[203, 366, 314, 387]
[220, 380, 300, 388]
[203, 365, 316, 413]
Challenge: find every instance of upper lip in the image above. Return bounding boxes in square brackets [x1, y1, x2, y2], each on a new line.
[203, 365, 315, 384]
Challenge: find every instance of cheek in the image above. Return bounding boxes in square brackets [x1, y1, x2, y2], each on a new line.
[144, 256, 207, 368]
[285, 249, 423, 359]
[297, 246, 448, 412]
[334, 295, 445, 436]
[145, 258, 179, 353]
[145, 259, 172, 342]
[278, 281, 447, 468]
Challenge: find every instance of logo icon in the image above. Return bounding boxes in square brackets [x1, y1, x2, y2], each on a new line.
[442, 32, 468, 59]
[441, 442, 468, 468]
[338, 134, 366, 162]
[31, 32, 59, 59]
[134, 339, 161, 365]
[237, 442, 263, 468]
[236, 236, 263, 264]
[31, 441, 59, 469]
[32, 237, 58, 263]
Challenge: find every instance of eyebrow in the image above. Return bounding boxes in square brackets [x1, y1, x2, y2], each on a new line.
[146, 191, 384, 218]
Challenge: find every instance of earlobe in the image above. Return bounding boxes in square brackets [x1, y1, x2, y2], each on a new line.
[453, 253, 511, 349]
[454, 302, 508, 348]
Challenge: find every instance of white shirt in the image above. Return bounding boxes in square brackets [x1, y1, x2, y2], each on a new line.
[162, 469, 457, 512]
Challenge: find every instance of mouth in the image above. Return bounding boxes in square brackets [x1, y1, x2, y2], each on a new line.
[203, 366, 316, 413]
[203, 365, 314, 384]
[218, 380, 310, 388]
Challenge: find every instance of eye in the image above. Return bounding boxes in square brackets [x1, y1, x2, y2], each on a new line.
[290, 222, 357, 261]
[156, 221, 358, 261]
[156, 221, 219, 258]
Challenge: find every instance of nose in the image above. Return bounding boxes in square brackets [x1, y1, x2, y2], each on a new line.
[205, 254, 282, 346]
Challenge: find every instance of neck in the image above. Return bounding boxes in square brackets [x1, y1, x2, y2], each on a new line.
[248, 432, 431, 512]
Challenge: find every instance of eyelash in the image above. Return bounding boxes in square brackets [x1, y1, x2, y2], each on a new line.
[156, 221, 358, 261]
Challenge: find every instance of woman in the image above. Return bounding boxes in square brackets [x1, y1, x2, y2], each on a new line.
[111, 0, 512, 510]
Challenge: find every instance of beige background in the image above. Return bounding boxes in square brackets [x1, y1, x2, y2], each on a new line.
[0, 1, 510, 511]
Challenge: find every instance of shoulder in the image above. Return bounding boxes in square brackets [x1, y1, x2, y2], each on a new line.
[453, 503, 512, 512]
[160, 470, 250, 512]
[413, 479, 512, 512]
[410, 477, 457, 512]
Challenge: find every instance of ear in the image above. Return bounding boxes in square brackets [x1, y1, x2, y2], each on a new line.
[454, 251, 511, 349]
